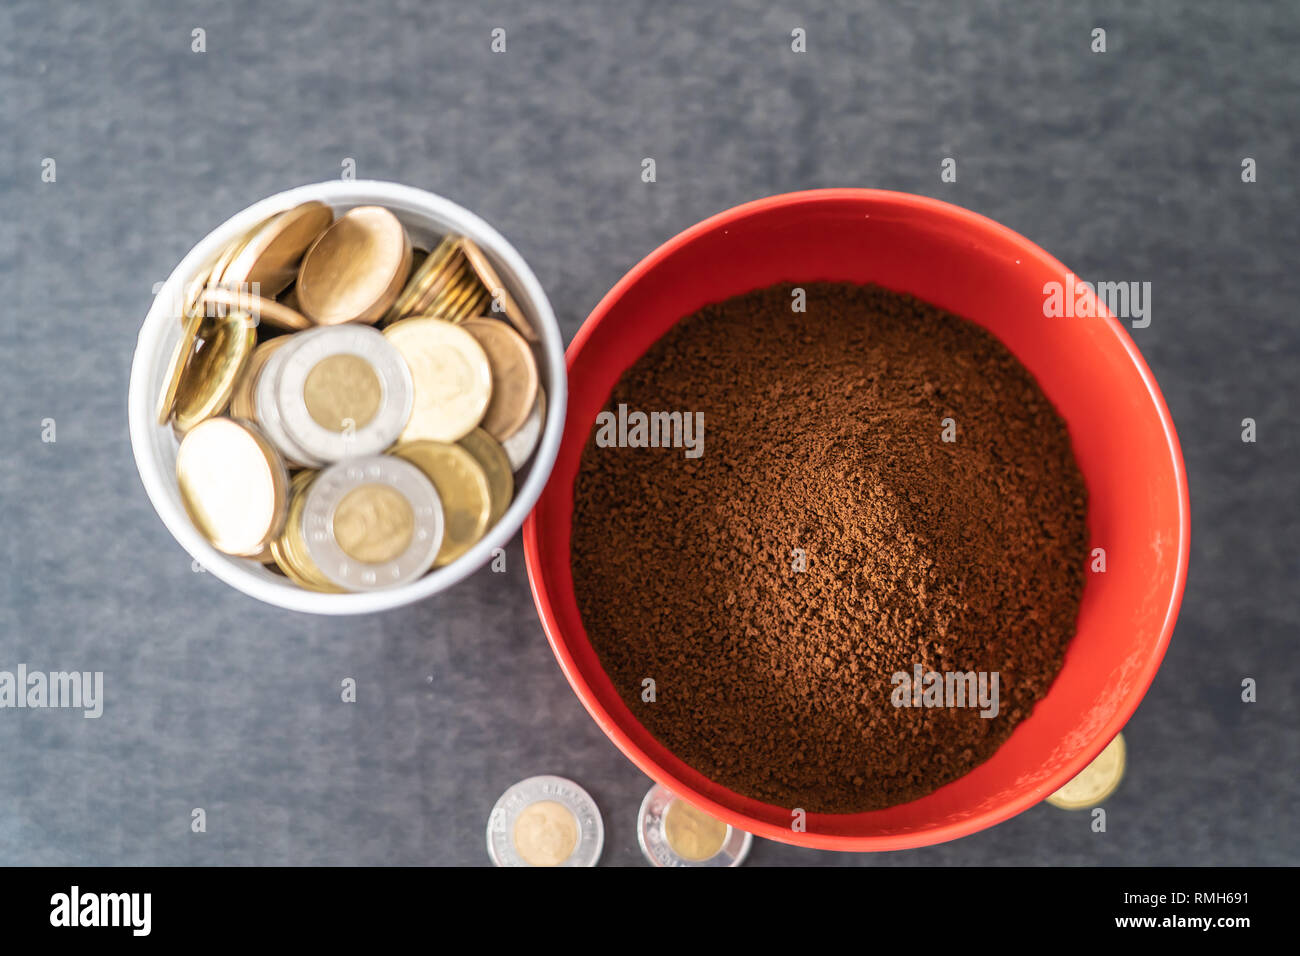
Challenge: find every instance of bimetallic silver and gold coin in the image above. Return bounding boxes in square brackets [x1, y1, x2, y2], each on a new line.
[230, 335, 292, 423]
[275, 324, 413, 462]
[1046, 733, 1126, 810]
[297, 206, 411, 325]
[300, 455, 443, 591]
[391, 440, 491, 567]
[486, 776, 604, 868]
[500, 384, 546, 472]
[457, 428, 514, 527]
[637, 783, 751, 868]
[176, 417, 288, 556]
[254, 335, 325, 468]
[383, 317, 493, 443]
[271, 470, 343, 592]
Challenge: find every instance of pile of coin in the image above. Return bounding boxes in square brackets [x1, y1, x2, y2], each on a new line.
[156, 200, 546, 592]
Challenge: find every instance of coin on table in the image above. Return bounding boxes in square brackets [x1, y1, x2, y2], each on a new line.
[391, 441, 491, 567]
[457, 428, 514, 527]
[460, 319, 539, 441]
[156, 310, 205, 425]
[255, 333, 326, 468]
[300, 455, 443, 591]
[383, 317, 493, 443]
[230, 335, 292, 422]
[1046, 733, 1126, 810]
[461, 237, 537, 342]
[219, 200, 334, 300]
[275, 324, 413, 462]
[271, 470, 342, 592]
[297, 206, 411, 325]
[199, 285, 312, 333]
[176, 417, 288, 556]
[486, 775, 604, 868]
[500, 384, 546, 472]
[637, 783, 751, 868]
[172, 313, 258, 434]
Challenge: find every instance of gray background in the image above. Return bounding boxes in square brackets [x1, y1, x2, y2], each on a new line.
[0, 0, 1295, 866]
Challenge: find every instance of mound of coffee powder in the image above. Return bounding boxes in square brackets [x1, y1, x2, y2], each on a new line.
[570, 282, 1088, 813]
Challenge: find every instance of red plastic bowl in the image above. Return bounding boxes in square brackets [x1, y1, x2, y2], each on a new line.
[523, 189, 1190, 851]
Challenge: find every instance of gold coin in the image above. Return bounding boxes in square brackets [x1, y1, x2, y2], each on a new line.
[422, 262, 471, 306]
[391, 441, 491, 566]
[198, 285, 312, 333]
[457, 428, 513, 527]
[302, 353, 384, 432]
[663, 798, 729, 862]
[460, 236, 537, 341]
[179, 247, 226, 322]
[180, 213, 275, 321]
[204, 213, 277, 291]
[332, 483, 415, 564]
[297, 206, 411, 325]
[430, 273, 489, 323]
[383, 317, 493, 443]
[156, 310, 204, 425]
[220, 201, 334, 299]
[451, 288, 491, 324]
[172, 314, 257, 434]
[176, 418, 288, 556]
[461, 318, 539, 441]
[406, 237, 461, 295]
[512, 800, 579, 867]
[229, 335, 292, 422]
[388, 238, 463, 322]
[1046, 733, 1126, 810]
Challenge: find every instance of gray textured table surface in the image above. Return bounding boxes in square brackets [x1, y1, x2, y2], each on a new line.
[1, 0, 1295, 866]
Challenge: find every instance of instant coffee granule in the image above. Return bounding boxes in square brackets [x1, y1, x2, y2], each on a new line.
[570, 282, 1088, 814]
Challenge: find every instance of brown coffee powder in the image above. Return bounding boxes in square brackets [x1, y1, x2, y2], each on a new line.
[570, 282, 1088, 814]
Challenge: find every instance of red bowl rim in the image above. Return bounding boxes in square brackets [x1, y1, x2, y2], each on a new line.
[523, 187, 1191, 851]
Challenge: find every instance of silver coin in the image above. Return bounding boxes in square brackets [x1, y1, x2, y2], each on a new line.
[275, 324, 414, 463]
[636, 783, 751, 867]
[300, 455, 442, 591]
[500, 384, 545, 472]
[253, 334, 325, 469]
[486, 775, 603, 868]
